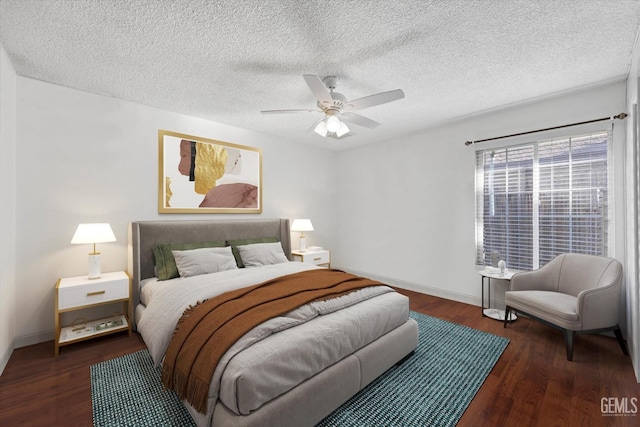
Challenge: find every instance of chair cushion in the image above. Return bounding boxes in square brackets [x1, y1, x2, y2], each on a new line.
[505, 290, 580, 328]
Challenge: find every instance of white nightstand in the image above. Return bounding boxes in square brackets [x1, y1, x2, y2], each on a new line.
[54, 271, 132, 356]
[291, 249, 331, 268]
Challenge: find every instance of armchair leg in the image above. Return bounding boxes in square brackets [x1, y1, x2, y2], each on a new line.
[563, 329, 574, 361]
[613, 326, 629, 356]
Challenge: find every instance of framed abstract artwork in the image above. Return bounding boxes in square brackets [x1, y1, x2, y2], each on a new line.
[158, 130, 262, 213]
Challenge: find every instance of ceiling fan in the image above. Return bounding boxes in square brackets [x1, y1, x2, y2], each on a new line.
[261, 75, 405, 139]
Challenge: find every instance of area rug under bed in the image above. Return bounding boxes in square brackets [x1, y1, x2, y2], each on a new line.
[91, 311, 509, 426]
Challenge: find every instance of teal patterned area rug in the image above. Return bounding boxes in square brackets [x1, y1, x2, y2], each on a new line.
[91, 311, 509, 427]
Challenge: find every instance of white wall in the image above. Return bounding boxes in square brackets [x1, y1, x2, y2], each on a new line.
[335, 81, 629, 313]
[11, 77, 339, 348]
[624, 30, 640, 381]
[0, 45, 17, 374]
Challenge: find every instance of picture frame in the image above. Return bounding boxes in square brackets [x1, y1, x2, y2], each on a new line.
[158, 130, 262, 213]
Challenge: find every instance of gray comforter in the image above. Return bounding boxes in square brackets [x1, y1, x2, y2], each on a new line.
[136, 262, 409, 420]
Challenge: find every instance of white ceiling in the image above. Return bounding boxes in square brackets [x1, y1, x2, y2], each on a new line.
[1, 0, 640, 150]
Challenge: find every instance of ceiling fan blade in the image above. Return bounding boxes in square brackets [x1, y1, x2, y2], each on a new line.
[340, 112, 380, 129]
[303, 74, 333, 104]
[261, 108, 318, 114]
[346, 89, 405, 111]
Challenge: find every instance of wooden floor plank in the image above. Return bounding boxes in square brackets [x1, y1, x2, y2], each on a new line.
[0, 289, 637, 427]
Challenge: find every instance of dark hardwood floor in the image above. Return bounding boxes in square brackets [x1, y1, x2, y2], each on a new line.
[0, 289, 638, 426]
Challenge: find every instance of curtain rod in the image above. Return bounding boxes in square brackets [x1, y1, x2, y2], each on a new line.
[464, 113, 627, 146]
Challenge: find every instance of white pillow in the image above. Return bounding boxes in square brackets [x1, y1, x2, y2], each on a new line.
[237, 242, 289, 267]
[171, 246, 237, 278]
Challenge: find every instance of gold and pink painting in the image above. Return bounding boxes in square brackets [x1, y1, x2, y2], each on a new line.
[158, 130, 262, 213]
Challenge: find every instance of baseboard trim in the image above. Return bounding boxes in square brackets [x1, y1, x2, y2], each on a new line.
[13, 330, 54, 350]
[0, 345, 12, 376]
[337, 267, 482, 307]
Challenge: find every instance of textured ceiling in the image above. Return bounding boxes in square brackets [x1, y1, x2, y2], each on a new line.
[1, 0, 640, 150]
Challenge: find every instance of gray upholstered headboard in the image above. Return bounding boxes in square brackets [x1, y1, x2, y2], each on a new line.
[127, 218, 291, 310]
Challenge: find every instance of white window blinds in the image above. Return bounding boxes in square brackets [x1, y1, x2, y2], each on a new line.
[475, 130, 610, 270]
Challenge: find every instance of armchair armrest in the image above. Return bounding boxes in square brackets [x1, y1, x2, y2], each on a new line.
[578, 283, 620, 330]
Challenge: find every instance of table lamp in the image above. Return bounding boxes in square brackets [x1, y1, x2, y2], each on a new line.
[291, 219, 313, 251]
[71, 223, 116, 279]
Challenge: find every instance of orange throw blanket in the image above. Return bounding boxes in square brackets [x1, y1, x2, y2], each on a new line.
[161, 269, 383, 413]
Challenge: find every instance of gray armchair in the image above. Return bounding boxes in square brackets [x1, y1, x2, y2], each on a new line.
[504, 253, 627, 361]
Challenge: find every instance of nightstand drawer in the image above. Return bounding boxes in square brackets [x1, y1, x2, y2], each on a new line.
[292, 249, 331, 267]
[58, 275, 129, 310]
[304, 251, 330, 265]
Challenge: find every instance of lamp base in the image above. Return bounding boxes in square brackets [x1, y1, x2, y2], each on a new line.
[298, 236, 307, 252]
[88, 253, 101, 279]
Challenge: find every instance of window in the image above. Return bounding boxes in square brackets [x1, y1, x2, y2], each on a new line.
[475, 131, 610, 270]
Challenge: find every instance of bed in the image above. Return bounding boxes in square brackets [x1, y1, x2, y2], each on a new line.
[128, 218, 418, 427]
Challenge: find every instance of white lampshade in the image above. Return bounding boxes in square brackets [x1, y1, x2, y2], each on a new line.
[326, 115, 341, 133]
[71, 223, 116, 248]
[291, 219, 314, 232]
[71, 223, 116, 279]
[336, 121, 350, 137]
[291, 219, 314, 252]
[314, 120, 328, 137]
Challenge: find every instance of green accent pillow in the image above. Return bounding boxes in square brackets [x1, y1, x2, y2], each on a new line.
[226, 237, 279, 268]
[152, 241, 227, 280]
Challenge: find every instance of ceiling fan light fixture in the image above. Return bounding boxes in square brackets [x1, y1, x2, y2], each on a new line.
[314, 120, 328, 137]
[326, 115, 341, 133]
[336, 121, 350, 137]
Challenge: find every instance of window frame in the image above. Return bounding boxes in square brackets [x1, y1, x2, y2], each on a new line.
[474, 128, 613, 270]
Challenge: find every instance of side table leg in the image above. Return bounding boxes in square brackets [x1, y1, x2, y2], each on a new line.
[482, 277, 492, 317]
[481, 276, 485, 317]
